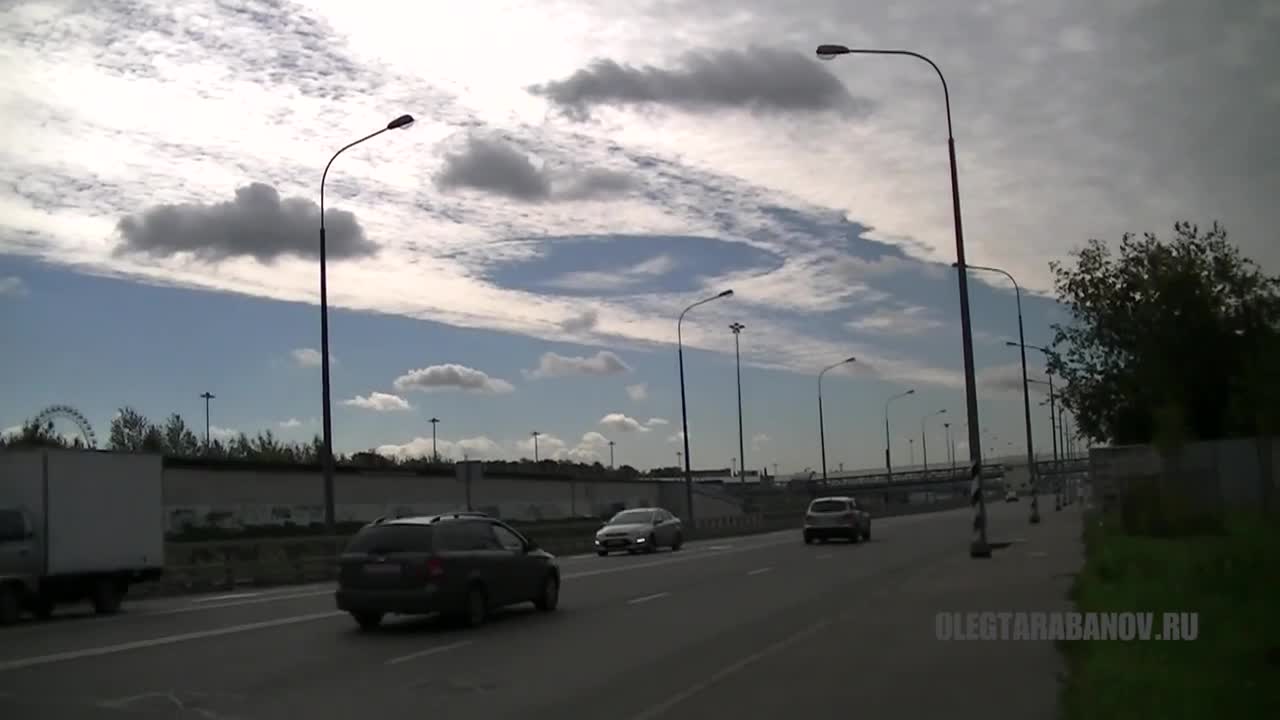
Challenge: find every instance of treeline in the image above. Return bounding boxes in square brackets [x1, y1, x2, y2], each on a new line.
[0, 406, 647, 478]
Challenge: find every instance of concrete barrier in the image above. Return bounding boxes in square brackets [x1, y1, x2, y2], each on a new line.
[133, 500, 970, 598]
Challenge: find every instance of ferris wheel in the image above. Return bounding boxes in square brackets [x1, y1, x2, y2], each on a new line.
[31, 405, 97, 449]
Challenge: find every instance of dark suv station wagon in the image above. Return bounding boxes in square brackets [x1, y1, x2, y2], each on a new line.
[335, 513, 560, 630]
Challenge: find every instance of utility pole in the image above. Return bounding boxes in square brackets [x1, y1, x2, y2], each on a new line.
[608, 439, 615, 468]
[199, 392, 215, 451]
[429, 417, 439, 463]
[531, 431, 540, 462]
[884, 389, 915, 483]
[922, 409, 946, 474]
[729, 322, 747, 484]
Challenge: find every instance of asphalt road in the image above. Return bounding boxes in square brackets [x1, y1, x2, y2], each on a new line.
[0, 499, 1078, 720]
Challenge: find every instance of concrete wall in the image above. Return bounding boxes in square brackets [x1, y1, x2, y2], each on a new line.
[1088, 436, 1279, 514]
[162, 463, 745, 532]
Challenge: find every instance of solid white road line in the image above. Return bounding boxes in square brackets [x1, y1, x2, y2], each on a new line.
[0, 611, 343, 673]
[627, 592, 671, 605]
[626, 618, 833, 720]
[189, 592, 263, 603]
[746, 567, 773, 576]
[385, 640, 473, 666]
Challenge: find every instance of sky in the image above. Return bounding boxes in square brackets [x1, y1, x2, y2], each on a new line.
[1, 0, 1276, 474]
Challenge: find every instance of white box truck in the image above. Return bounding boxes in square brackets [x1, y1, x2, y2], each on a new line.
[0, 448, 165, 624]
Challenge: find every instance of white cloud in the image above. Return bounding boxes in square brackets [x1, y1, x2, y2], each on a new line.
[376, 435, 504, 460]
[518, 432, 567, 459]
[342, 392, 412, 412]
[393, 364, 515, 394]
[0, 276, 28, 298]
[846, 305, 945, 336]
[290, 348, 334, 368]
[525, 351, 631, 379]
[751, 433, 771, 452]
[600, 413, 650, 433]
[278, 418, 303, 429]
[1, 425, 21, 438]
[977, 363, 1050, 395]
[210, 426, 238, 441]
[646, 417, 669, 427]
[626, 383, 648, 401]
[667, 431, 685, 444]
[544, 254, 677, 292]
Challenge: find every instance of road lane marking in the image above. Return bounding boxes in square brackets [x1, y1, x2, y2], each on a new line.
[0, 611, 343, 672]
[747, 567, 772, 576]
[385, 640, 473, 666]
[190, 592, 262, 603]
[564, 537, 795, 581]
[627, 618, 832, 720]
[627, 592, 670, 605]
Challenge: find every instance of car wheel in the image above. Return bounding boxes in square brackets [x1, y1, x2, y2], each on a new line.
[0, 585, 20, 626]
[803, 533, 814, 545]
[91, 578, 124, 615]
[671, 532, 683, 551]
[463, 584, 488, 628]
[534, 574, 559, 612]
[352, 611, 384, 630]
[863, 526, 872, 542]
[597, 549, 608, 557]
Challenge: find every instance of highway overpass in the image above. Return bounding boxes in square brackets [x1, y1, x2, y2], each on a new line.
[0, 498, 1080, 720]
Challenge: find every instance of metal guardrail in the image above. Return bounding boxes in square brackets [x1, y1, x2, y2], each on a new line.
[134, 500, 973, 599]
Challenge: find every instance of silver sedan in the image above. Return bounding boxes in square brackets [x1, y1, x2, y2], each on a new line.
[594, 507, 684, 555]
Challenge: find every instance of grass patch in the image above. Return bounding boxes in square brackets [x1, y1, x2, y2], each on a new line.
[1060, 514, 1280, 719]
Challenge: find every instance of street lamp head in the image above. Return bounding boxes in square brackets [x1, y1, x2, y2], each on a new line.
[718, 289, 734, 298]
[387, 114, 415, 130]
[906, 388, 916, 395]
[729, 322, 745, 332]
[430, 417, 439, 423]
[816, 44, 851, 60]
[843, 356, 857, 364]
[938, 408, 948, 415]
[1005, 341, 1019, 348]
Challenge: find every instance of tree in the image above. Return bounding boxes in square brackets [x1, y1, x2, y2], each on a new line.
[161, 413, 201, 457]
[109, 407, 163, 452]
[0, 418, 73, 449]
[1048, 222, 1280, 445]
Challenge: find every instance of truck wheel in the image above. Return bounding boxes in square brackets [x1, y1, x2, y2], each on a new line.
[351, 611, 384, 630]
[0, 585, 20, 626]
[30, 596, 54, 621]
[91, 578, 124, 615]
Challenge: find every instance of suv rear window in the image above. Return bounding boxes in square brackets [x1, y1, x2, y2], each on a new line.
[345, 524, 434, 554]
[809, 500, 849, 513]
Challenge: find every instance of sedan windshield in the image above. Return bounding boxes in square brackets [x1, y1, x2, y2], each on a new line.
[608, 510, 655, 525]
[809, 500, 849, 513]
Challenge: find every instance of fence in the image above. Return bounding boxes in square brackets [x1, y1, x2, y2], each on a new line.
[1088, 436, 1279, 516]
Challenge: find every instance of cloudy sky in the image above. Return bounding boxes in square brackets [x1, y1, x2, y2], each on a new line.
[1, 0, 1275, 473]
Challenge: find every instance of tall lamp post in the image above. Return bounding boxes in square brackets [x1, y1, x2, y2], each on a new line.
[318, 113, 415, 536]
[729, 322, 747, 480]
[884, 389, 914, 483]
[531, 431, 541, 462]
[677, 289, 735, 530]
[1020, 342, 1059, 510]
[608, 439, 615, 468]
[944, 421, 953, 471]
[960, 262, 1039, 524]
[199, 391, 215, 451]
[818, 357, 858, 485]
[429, 417, 440, 463]
[816, 44, 988, 557]
[922, 409, 947, 474]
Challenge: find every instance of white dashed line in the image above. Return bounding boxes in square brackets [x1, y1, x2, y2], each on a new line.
[747, 567, 773, 576]
[190, 592, 262, 603]
[627, 592, 671, 605]
[385, 640, 473, 666]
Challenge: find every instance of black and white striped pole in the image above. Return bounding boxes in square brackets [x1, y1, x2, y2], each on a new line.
[817, 43, 989, 558]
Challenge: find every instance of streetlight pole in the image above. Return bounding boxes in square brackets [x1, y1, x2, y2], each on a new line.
[818, 357, 858, 485]
[608, 440, 615, 468]
[677, 289, 735, 530]
[884, 389, 914, 483]
[944, 421, 953, 471]
[729, 322, 747, 480]
[429, 417, 439, 463]
[318, 113, 415, 536]
[531, 431, 541, 462]
[199, 392, 215, 451]
[962, 263, 1040, 525]
[1022, 343, 1060, 511]
[922, 409, 946, 474]
[816, 44, 988, 557]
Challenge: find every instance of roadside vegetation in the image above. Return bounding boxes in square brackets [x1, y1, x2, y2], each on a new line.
[1049, 222, 1280, 718]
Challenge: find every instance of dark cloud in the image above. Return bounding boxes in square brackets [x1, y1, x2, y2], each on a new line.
[434, 135, 638, 202]
[528, 47, 868, 119]
[114, 183, 375, 263]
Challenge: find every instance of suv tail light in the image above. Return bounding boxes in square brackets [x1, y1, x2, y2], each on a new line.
[424, 557, 444, 578]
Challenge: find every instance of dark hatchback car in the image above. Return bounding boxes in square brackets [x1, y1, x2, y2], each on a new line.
[335, 513, 560, 630]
